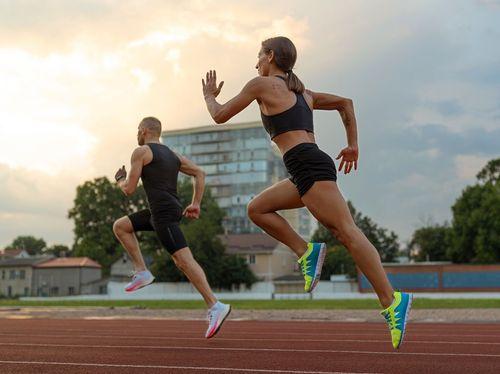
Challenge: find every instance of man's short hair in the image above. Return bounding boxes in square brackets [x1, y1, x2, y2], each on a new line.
[140, 117, 162, 136]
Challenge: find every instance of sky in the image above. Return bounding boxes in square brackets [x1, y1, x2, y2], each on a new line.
[0, 0, 499, 249]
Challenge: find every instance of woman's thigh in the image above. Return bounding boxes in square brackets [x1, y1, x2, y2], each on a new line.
[301, 181, 355, 232]
[249, 178, 304, 213]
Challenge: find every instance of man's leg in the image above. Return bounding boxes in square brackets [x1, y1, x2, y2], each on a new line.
[113, 210, 155, 292]
[172, 247, 217, 308]
[113, 216, 147, 272]
[159, 223, 230, 338]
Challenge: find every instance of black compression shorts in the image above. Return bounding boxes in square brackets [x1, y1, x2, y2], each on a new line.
[283, 143, 337, 197]
[128, 209, 187, 255]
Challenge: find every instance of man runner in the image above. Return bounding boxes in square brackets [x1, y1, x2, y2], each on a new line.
[112, 116, 231, 339]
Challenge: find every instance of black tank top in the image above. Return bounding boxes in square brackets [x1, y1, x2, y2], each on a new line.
[141, 143, 182, 215]
[260, 76, 314, 139]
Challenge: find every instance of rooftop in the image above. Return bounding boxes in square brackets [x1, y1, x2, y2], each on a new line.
[0, 257, 52, 267]
[162, 121, 262, 136]
[0, 248, 26, 257]
[219, 233, 279, 255]
[35, 257, 102, 269]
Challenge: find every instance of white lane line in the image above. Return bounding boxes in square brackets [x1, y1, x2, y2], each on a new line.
[0, 360, 376, 374]
[1, 332, 499, 345]
[3, 329, 500, 340]
[2, 342, 500, 358]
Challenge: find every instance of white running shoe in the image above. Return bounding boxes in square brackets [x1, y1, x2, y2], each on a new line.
[125, 270, 155, 292]
[205, 302, 231, 339]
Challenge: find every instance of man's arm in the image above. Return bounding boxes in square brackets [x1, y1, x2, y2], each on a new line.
[177, 154, 206, 219]
[117, 147, 147, 196]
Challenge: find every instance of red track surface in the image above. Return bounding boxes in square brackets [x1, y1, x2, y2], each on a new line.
[0, 319, 499, 373]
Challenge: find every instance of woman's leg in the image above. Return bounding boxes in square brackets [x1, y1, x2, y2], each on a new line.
[301, 181, 394, 308]
[247, 179, 308, 257]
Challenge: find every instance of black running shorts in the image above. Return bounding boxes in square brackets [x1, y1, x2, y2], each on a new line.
[283, 143, 337, 197]
[128, 209, 187, 254]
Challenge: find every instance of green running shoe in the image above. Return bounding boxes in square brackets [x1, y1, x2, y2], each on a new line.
[297, 242, 326, 293]
[380, 291, 413, 349]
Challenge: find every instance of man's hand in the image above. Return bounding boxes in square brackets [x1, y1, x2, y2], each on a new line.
[115, 165, 127, 182]
[202, 70, 224, 99]
[183, 203, 201, 219]
[336, 146, 359, 174]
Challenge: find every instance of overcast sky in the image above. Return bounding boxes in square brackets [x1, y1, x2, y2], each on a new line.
[1, 0, 499, 249]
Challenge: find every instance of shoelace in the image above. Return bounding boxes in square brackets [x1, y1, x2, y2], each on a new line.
[383, 312, 399, 330]
[299, 258, 310, 277]
[207, 310, 215, 325]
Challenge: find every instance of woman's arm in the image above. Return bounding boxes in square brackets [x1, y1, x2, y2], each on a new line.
[203, 70, 261, 124]
[306, 90, 359, 174]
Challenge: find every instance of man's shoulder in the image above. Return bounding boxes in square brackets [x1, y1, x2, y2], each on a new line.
[131, 145, 152, 160]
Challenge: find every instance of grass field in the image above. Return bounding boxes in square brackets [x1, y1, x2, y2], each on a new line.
[1, 298, 499, 309]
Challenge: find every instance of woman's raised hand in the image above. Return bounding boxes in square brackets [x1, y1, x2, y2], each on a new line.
[202, 70, 224, 98]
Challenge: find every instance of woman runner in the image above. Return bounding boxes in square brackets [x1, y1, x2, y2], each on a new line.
[201, 36, 412, 349]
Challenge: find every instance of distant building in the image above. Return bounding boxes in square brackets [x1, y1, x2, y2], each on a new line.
[162, 121, 316, 238]
[0, 257, 103, 297]
[110, 254, 134, 282]
[220, 233, 298, 281]
[32, 257, 102, 296]
[0, 257, 52, 297]
[0, 248, 30, 260]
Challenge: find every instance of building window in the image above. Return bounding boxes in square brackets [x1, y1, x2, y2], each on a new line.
[9, 270, 15, 280]
[50, 287, 59, 296]
[1, 270, 4, 280]
[7, 286, 12, 297]
[68, 287, 75, 295]
[20, 270, 26, 280]
[24, 287, 29, 296]
[249, 254, 256, 264]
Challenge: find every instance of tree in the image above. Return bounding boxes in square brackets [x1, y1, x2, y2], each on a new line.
[7, 236, 46, 256]
[311, 201, 400, 263]
[45, 244, 71, 258]
[448, 160, 500, 263]
[68, 177, 152, 274]
[407, 224, 453, 262]
[68, 176, 256, 288]
[321, 245, 357, 280]
[476, 158, 500, 184]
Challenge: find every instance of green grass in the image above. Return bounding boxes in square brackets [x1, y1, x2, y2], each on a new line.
[0, 298, 499, 309]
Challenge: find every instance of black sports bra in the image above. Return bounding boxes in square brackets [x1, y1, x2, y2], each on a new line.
[260, 76, 314, 139]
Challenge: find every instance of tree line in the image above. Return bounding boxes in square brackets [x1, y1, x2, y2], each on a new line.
[4, 157, 498, 282]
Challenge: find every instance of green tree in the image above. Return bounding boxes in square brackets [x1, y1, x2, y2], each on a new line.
[7, 235, 46, 255]
[407, 224, 453, 262]
[476, 158, 500, 184]
[448, 159, 500, 263]
[69, 176, 256, 288]
[45, 244, 71, 258]
[68, 177, 152, 274]
[311, 201, 400, 263]
[321, 245, 357, 280]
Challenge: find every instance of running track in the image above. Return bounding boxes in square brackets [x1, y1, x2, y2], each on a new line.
[0, 319, 499, 373]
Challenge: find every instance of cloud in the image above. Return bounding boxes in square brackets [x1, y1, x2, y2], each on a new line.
[0, 0, 498, 248]
[0, 163, 79, 247]
[454, 154, 491, 181]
